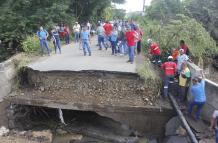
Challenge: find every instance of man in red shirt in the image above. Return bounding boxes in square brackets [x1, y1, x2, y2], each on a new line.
[148, 40, 161, 64]
[103, 21, 113, 36]
[161, 56, 177, 97]
[125, 26, 137, 64]
[180, 40, 189, 55]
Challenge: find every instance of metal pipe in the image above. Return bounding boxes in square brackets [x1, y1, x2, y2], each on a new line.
[169, 94, 198, 143]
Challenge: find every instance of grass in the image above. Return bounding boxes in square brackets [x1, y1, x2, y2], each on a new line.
[136, 57, 160, 81]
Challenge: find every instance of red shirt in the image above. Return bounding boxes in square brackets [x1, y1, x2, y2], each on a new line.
[161, 62, 177, 76]
[150, 43, 161, 55]
[103, 23, 113, 36]
[64, 26, 70, 34]
[180, 44, 188, 54]
[125, 30, 136, 47]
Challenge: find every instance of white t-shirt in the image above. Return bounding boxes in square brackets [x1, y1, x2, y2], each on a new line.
[177, 54, 189, 72]
[73, 24, 81, 33]
[212, 110, 218, 118]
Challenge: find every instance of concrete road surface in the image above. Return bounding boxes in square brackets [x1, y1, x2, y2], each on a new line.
[29, 38, 136, 73]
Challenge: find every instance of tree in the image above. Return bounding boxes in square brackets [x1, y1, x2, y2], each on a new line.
[0, 0, 126, 61]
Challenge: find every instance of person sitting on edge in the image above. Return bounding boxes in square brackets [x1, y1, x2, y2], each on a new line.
[209, 110, 218, 143]
[188, 71, 206, 121]
[80, 26, 91, 56]
[161, 56, 177, 97]
[148, 39, 161, 65]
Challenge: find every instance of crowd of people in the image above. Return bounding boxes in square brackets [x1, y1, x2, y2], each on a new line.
[150, 38, 218, 142]
[95, 20, 143, 64]
[36, 19, 217, 143]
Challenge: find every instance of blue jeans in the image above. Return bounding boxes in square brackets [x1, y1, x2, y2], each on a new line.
[74, 32, 80, 42]
[119, 40, 127, 54]
[111, 41, 117, 54]
[40, 39, 50, 55]
[98, 35, 106, 49]
[163, 75, 174, 97]
[82, 40, 91, 56]
[65, 33, 70, 44]
[188, 101, 205, 120]
[128, 46, 135, 62]
[54, 38, 61, 54]
[215, 128, 218, 143]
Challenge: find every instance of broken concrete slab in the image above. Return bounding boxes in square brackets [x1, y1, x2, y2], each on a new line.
[165, 116, 182, 136]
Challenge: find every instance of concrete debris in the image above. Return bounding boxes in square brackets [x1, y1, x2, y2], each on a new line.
[199, 139, 215, 143]
[165, 116, 182, 136]
[149, 139, 158, 143]
[39, 86, 45, 92]
[31, 130, 52, 142]
[176, 126, 187, 136]
[165, 136, 189, 143]
[0, 126, 9, 136]
[56, 129, 68, 135]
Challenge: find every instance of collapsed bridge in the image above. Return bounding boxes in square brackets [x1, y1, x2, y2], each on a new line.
[5, 45, 174, 141]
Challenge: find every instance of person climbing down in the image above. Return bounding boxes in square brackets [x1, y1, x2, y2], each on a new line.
[178, 63, 191, 102]
[148, 39, 161, 65]
[36, 26, 50, 56]
[51, 26, 61, 54]
[209, 110, 218, 143]
[188, 71, 206, 121]
[161, 56, 177, 97]
[80, 26, 91, 56]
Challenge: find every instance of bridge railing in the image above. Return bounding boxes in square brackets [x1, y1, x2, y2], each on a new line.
[188, 62, 218, 121]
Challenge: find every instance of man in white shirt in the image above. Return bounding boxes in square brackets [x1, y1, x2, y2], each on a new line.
[73, 22, 81, 43]
[210, 110, 218, 143]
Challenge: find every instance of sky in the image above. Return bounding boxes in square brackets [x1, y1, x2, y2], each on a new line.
[115, 0, 152, 13]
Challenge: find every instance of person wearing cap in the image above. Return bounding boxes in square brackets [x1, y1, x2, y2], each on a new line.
[161, 56, 177, 97]
[148, 40, 161, 64]
[125, 26, 138, 64]
[36, 26, 50, 56]
[209, 110, 218, 143]
[73, 22, 81, 43]
[177, 49, 189, 74]
[188, 71, 206, 120]
[178, 63, 191, 102]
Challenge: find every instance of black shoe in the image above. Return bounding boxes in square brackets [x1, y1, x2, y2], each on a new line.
[126, 60, 131, 63]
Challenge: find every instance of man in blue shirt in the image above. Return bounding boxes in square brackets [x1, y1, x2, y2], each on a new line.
[80, 26, 91, 56]
[188, 72, 206, 120]
[37, 26, 50, 56]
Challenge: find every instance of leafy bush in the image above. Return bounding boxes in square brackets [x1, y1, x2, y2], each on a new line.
[139, 15, 218, 59]
[22, 35, 40, 53]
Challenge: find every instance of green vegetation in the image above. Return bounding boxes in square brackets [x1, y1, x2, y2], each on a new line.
[0, 0, 125, 62]
[137, 0, 218, 61]
[22, 35, 40, 53]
